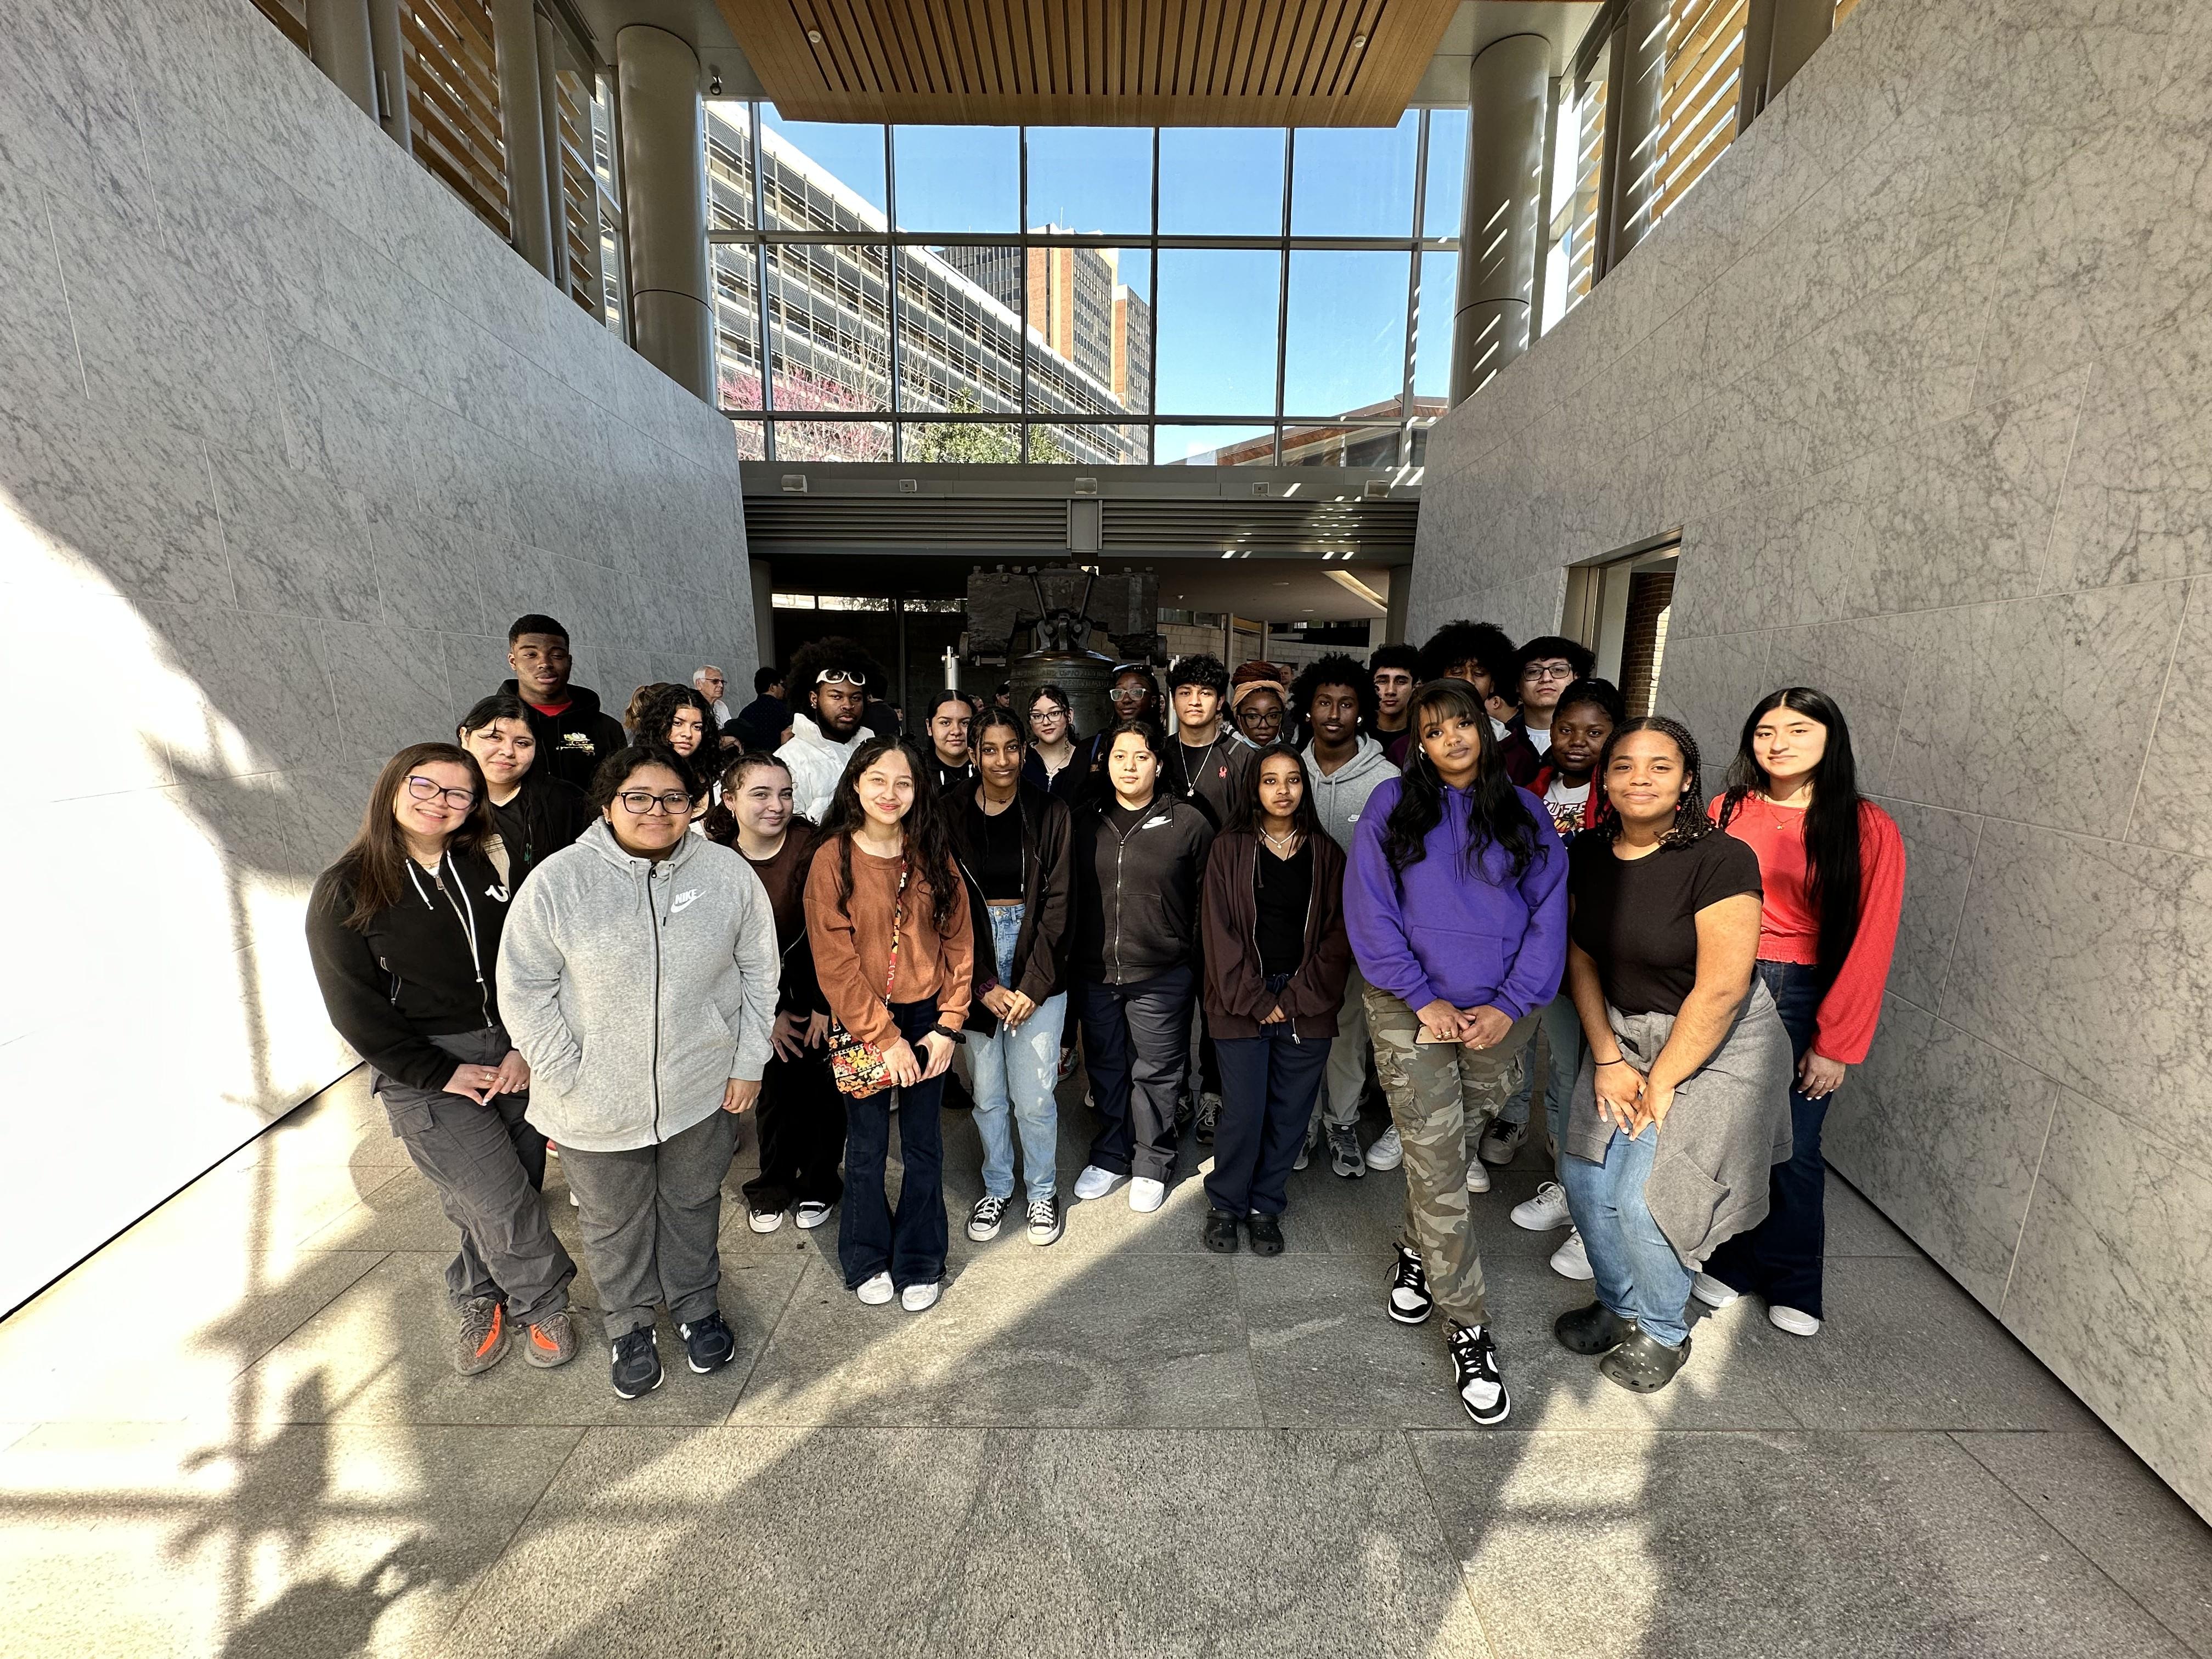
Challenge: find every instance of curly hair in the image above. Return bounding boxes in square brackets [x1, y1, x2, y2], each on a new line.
[634, 683, 721, 798]
[815, 738, 964, 933]
[786, 635, 881, 713]
[1290, 653, 1379, 728]
[1589, 716, 1717, 848]
[1379, 679, 1539, 882]
[1165, 653, 1230, 695]
[1416, 620, 1519, 692]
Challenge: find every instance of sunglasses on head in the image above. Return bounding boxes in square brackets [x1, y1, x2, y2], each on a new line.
[815, 670, 866, 687]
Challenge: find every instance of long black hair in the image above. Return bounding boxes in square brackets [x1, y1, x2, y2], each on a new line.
[1591, 717, 1716, 849]
[1227, 742, 1322, 839]
[1380, 679, 1540, 881]
[635, 683, 721, 798]
[816, 737, 963, 932]
[1717, 687, 1865, 988]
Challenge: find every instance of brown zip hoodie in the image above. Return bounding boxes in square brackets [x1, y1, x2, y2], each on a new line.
[1199, 827, 1353, 1040]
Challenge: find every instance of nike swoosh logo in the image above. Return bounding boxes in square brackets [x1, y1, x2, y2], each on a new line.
[671, 890, 700, 913]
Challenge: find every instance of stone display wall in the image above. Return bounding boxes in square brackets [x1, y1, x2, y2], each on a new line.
[1410, 0, 2212, 1516]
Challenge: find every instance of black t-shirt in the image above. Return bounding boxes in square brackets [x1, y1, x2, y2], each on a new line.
[1568, 831, 1763, 1015]
[964, 797, 1025, 900]
[1104, 799, 1150, 838]
[1255, 840, 1313, 980]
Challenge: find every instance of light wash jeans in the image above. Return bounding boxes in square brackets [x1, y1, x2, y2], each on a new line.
[1559, 1118, 1694, 1347]
[1496, 992, 1587, 1150]
[972, 902, 1067, 1203]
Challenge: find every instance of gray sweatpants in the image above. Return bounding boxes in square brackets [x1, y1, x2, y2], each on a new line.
[561, 1108, 737, 1340]
[373, 1026, 575, 1326]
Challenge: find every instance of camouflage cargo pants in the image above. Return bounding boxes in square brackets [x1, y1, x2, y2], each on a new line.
[1364, 988, 1541, 1327]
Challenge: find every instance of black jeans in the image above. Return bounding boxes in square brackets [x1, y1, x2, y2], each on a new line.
[742, 1042, 846, 1214]
[1207, 1005, 1331, 1217]
[1075, 964, 1197, 1183]
[1705, 960, 1829, 1316]
[838, 1000, 950, 1291]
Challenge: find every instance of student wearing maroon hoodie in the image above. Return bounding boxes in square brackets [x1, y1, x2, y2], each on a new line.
[1693, 689, 1904, 1339]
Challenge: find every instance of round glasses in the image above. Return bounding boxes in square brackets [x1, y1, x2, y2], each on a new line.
[617, 789, 695, 816]
[405, 775, 478, 810]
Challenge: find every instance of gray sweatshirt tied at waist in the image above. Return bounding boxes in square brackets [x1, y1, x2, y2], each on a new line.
[496, 820, 780, 1153]
[1565, 979, 1793, 1266]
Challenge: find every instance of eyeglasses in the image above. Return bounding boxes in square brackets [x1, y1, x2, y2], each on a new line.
[405, 775, 477, 809]
[814, 670, 866, 687]
[1525, 662, 1579, 681]
[617, 790, 695, 815]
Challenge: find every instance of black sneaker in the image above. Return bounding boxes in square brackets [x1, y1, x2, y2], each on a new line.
[1387, 1244, 1433, 1325]
[1448, 1322, 1511, 1425]
[611, 1327, 664, 1399]
[1195, 1092, 1221, 1145]
[678, 1311, 737, 1374]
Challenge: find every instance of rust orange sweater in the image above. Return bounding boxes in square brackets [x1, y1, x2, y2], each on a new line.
[804, 837, 973, 1046]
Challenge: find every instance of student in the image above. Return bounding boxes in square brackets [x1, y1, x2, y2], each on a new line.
[1069, 719, 1216, 1212]
[307, 743, 578, 1376]
[923, 689, 979, 793]
[1368, 644, 1422, 764]
[1345, 678, 1569, 1427]
[1506, 636, 1599, 772]
[952, 708, 1075, 1248]
[1695, 689, 1905, 1338]
[1229, 661, 1291, 748]
[1163, 654, 1252, 1139]
[1056, 663, 1163, 810]
[499, 613, 627, 791]
[456, 693, 592, 885]
[704, 754, 844, 1236]
[1293, 654, 1396, 1180]
[635, 684, 722, 809]
[1199, 744, 1352, 1254]
[1020, 684, 1079, 794]
[1416, 620, 1529, 782]
[496, 744, 779, 1400]
[1559, 718, 1791, 1392]
[776, 636, 878, 821]
[1491, 679, 1626, 1272]
[805, 740, 974, 1312]
[733, 666, 792, 753]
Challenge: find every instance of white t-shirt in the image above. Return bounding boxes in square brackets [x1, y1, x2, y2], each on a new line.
[1527, 726, 1553, 755]
[1542, 774, 1591, 837]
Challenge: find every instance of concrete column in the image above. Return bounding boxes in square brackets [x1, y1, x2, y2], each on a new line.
[751, 560, 776, 673]
[489, 0, 556, 280]
[1767, 0, 1834, 101]
[1604, 0, 1669, 270]
[1448, 32, 1549, 404]
[365, 0, 410, 152]
[535, 11, 571, 297]
[616, 26, 715, 401]
[304, 0, 376, 119]
[1384, 566, 1412, 646]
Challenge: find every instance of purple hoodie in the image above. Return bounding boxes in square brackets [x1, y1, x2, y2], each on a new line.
[1345, 776, 1568, 1020]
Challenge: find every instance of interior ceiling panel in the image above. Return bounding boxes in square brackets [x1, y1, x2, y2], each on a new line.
[714, 0, 1466, 125]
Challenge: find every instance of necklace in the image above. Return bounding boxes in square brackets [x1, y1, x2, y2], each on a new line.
[1259, 825, 1301, 854]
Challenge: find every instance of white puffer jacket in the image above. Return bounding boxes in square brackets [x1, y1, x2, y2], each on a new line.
[775, 714, 875, 820]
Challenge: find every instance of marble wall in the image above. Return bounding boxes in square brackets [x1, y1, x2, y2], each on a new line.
[1410, 0, 2212, 1517]
[0, 0, 756, 1313]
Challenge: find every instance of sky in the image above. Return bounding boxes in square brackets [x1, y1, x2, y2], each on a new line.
[749, 105, 1469, 441]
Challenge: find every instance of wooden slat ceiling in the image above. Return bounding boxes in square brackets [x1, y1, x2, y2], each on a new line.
[715, 0, 1465, 126]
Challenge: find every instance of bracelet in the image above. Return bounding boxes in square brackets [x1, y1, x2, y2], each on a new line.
[1594, 1056, 1631, 1067]
[927, 1023, 966, 1046]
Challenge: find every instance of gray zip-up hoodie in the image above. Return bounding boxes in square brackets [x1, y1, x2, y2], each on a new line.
[1301, 734, 1398, 853]
[496, 819, 779, 1153]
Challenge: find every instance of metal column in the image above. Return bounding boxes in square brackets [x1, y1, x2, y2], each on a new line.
[616, 25, 715, 402]
[490, 0, 557, 279]
[304, 0, 376, 119]
[365, 0, 410, 152]
[1448, 33, 1549, 403]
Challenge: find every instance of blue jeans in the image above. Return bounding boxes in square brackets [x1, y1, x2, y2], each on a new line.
[972, 897, 1067, 1202]
[838, 1000, 950, 1292]
[1560, 1119, 1694, 1347]
[1705, 960, 1828, 1316]
[1207, 989, 1330, 1216]
[1497, 992, 1586, 1154]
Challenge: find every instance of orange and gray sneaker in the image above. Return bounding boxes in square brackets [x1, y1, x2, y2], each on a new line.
[455, 1295, 511, 1375]
[524, 1310, 578, 1368]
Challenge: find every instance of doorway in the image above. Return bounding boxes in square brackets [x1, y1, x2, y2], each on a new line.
[1562, 539, 1679, 717]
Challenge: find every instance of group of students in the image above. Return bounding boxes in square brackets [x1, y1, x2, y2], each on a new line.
[306, 608, 1903, 1420]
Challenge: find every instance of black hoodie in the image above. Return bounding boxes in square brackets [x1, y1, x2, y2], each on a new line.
[306, 846, 514, 1091]
[1070, 793, 1215, 986]
[499, 679, 626, 791]
[487, 770, 592, 885]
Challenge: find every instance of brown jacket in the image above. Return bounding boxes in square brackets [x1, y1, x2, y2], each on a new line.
[1199, 828, 1353, 1040]
[804, 837, 974, 1046]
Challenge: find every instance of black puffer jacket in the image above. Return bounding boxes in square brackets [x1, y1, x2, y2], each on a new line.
[1070, 794, 1215, 986]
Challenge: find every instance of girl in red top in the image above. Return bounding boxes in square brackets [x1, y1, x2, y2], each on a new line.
[1693, 689, 1904, 1337]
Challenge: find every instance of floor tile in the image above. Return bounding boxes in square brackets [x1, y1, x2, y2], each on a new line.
[1825, 1169, 1919, 1256]
[1409, 1428, 2195, 1658]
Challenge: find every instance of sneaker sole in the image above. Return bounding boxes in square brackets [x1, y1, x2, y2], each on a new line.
[967, 1223, 1004, 1242]
[1387, 1300, 1433, 1327]
[1510, 1210, 1569, 1232]
[794, 1208, 832, 1229]
[1551, 1258, 1596, 1282]
[612, 1368, 665, 1401]
[522, 1337, 575, 1369]
[747, 1213, 786, 1234]
[1461, 1388, 1511, 1426]
[1028, 1224, 1064, 1246]
[1366, 1153, 1403, 1171]
[1477, 1145, 1521, 1167]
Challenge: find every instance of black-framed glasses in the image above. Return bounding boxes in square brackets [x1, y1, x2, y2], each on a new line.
[1525, 662, 1579, 681]
[617, 789, 696, 816]
[405, 775, 478, 810]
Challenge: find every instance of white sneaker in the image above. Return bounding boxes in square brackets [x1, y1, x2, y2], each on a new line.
[794, 1200, 832, 1230]
[1127, 1176, 1166, 1213]
[1510, 1181, 1571, 1232]
[1690, 1272, 1740, 1310]
[1769, 1304, 1821, 1336]
[1365, 1127, 1404, 1171]
[568, 1187, 580, 1209]
[1464, 1158, 1491, 1194]
[747, 1206, 786, 1234]
[855, 1272, 894, 1305]
[901, 1279, 941, 1313]
[1549, 1228, 1593, 1281]
[1073, 1164, 1124, 1201]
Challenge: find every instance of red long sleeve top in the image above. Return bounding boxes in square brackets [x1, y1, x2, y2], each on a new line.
[1710, 794, 1905, 1064]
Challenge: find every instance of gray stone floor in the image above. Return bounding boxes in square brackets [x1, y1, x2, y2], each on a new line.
[1, 1069, 2207, 1658]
